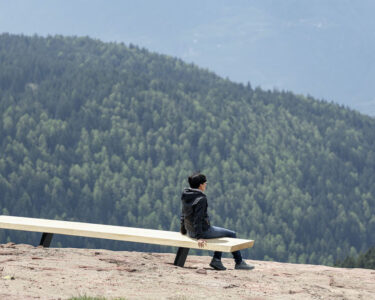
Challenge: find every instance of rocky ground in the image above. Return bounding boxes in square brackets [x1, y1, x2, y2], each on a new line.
[0, 243, 374, 299]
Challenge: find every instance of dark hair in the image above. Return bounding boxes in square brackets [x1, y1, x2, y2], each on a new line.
[188, 172, 207, 189]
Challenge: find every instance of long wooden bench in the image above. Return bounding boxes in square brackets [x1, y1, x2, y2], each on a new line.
[0, 215, 254, 267]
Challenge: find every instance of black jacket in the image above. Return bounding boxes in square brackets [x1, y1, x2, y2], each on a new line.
[180, 188, 210, 239]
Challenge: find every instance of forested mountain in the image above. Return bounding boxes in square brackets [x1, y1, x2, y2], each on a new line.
[0, 34, 374, 265]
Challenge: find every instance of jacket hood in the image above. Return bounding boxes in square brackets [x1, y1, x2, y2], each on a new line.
[181, 188, 205, 203]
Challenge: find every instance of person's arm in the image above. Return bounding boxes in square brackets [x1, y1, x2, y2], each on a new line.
[180, 214, 187, 235]
[193, 196, 207, 239]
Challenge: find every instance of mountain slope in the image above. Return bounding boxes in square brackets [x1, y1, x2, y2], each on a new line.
[0, 34, 375, 265]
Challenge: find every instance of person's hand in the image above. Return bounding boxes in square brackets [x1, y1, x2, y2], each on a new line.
[180, 225, 187, 235]
[197, 239, 207, 248]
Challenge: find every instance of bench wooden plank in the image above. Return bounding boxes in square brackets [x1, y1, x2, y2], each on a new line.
[0, 215, 254, 252]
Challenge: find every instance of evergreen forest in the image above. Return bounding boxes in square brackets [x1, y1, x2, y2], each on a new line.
[335, 246, 375, 269]
[1, 34, 375, 265]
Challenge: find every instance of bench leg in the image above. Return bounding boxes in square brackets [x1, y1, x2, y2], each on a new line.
[174, 247, 190, 267]
[39, 233, 54, 247]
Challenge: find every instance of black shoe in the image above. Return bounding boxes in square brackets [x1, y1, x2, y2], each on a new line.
[210, 258, 227, 270]
[235, 261, 255, 270]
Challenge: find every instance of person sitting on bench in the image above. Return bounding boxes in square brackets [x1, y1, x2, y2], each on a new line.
[180, 172, 255, 271]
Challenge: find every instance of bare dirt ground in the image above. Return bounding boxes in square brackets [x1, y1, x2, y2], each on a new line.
[0, 243, 374, 300]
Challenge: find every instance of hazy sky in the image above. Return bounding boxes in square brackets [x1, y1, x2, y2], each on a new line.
[1, 0, 375, 115]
